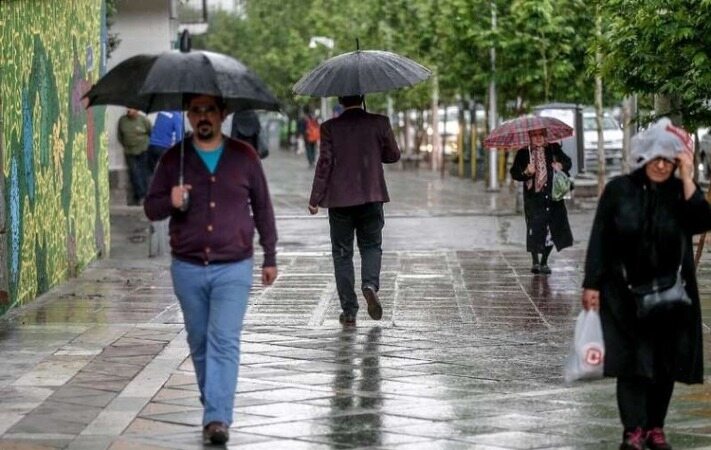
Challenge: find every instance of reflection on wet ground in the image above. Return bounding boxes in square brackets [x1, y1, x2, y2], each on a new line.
[0, 150, 709, 449]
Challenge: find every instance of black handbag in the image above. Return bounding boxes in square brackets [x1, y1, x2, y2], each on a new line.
[623, 238, 692, 319]
[628, 270, 691, 319]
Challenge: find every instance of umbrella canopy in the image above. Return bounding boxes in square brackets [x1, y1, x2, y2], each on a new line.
[483, 116, 574, 150]
[293, 50, 431, 97]
[84, 50, 280, 113]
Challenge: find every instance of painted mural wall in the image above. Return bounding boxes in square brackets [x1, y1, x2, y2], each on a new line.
[0, 0, 110, 315]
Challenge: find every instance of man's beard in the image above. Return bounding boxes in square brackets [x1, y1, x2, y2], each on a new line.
[196, 122, 214, 140]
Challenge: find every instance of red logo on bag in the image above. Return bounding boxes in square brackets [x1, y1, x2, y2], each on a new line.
[583, 344, 603, 366]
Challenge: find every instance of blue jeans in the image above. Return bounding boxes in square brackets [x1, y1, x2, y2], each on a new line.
[170, 258, 253, 426]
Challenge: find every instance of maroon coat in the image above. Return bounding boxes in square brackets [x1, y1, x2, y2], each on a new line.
[309, 108, 401, 208]
[144, 137, 277, 267]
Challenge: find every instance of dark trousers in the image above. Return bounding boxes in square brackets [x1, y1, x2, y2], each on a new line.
[147, 144, 169, 174]
[328, 202, 384, 314]
[617, 376, 675, 430]
[305, 141, 317, 166]
[126, 152, 149, 202]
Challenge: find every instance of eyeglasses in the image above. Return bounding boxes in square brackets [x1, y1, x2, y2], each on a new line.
[650, 156, 676, 166]
[188, 105, 219, 115]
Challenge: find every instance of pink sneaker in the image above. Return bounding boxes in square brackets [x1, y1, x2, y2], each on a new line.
[646, 427, 672, 450]
[619, 427, 645, 450]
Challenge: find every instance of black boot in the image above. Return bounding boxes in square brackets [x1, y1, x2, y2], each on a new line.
[530, 252, 540, 274]
[540, 246, 553, 275]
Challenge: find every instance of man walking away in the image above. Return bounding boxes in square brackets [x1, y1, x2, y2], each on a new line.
[231, 110, 268, 159]
[308, 95, 401, 326]
[144, 94, 277, 445]
[117, 108, 151, 204]
[147, 110, 183, 173]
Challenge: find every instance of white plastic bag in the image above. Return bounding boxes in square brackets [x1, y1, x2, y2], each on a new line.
[563, 310, 605, 383]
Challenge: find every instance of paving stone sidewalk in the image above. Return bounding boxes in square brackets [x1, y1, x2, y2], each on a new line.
[0, 150, 710, 449]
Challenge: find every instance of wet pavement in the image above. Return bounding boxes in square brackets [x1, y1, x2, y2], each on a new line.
[1, 149, 710, 449]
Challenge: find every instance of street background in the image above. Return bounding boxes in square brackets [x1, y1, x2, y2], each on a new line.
[0, 149, 709, 450]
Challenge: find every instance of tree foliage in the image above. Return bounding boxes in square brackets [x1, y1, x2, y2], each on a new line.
[195, 0, 605, 116]
[600, 0, 711, 128]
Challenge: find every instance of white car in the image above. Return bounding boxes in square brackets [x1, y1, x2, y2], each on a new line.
[583, 113, 624, 173]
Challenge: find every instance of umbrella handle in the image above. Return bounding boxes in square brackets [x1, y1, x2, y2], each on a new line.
[178, 110, 190, 212]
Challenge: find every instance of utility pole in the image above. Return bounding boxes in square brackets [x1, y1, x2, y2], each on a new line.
[308, 36, 335, 120]
[488, 1, 499, 191]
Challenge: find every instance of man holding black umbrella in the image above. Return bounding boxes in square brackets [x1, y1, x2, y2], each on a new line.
[308, 95, 400, 326]
[144, 94, 277, 445]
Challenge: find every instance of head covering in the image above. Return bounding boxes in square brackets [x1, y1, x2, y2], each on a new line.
[630, 117, 694, 168]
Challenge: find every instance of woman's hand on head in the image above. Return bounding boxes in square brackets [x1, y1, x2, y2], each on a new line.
[676, 152, 694, 181]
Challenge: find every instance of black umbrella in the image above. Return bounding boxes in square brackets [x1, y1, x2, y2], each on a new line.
[293, 45, 431, 97]
[84, 31, 279, 211]
[83, 38, 279, 113]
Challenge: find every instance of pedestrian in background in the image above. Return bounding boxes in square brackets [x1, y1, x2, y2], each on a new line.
[582, 118, 711, 450]
[144, 94, 277, 445]
[510, 129, 573, 274]
[231, 110, 268, 159]
[147, 110, 183, 173]
[117, 107, 152, 204]
[308, 95, 400, 326]
[303, 107, 320, 167]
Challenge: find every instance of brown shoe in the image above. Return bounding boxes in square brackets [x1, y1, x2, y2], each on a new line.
[362, 285, 383, 320]
[203, 421, 229, 445]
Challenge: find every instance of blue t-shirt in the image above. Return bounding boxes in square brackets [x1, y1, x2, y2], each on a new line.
[149, 111, 183, 148]
[195, 143, 224, 174]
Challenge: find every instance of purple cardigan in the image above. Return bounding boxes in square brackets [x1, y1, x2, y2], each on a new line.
[144, 136, 277, 267]
[309, 108, 401, 208]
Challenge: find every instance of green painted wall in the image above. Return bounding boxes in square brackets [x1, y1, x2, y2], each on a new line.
[0, 0, 110, 315]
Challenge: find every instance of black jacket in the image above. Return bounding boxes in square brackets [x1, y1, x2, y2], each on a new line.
[583, 169, 711, 382]
[510, 143, 573, 252]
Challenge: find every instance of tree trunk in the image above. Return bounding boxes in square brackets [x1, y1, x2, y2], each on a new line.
[468, 98, 478, 180]
[431, 69, 441, 172]
[654, 94, 683, 125]
[622, 96, 633, 174]
[404, 111, 412, 155]
[595, 12, 605, 197]
[458, 99, 466, 178]
[414, 109, 425, 157]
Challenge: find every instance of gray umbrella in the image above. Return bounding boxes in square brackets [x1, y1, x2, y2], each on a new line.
[83, 50, 280, 113]
[293, 49, 431, 97]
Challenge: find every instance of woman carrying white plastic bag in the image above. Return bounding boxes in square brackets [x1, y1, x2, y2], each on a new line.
[580, 118, 711, 450]
[564, 310, 604, 383]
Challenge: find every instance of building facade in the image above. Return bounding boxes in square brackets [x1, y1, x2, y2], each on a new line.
[0, 0, 110, 315]
[107, 0, 179, 204]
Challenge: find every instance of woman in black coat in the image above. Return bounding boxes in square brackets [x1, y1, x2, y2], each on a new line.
[582, 119, 711, 450]
[510, 129, 573, 274]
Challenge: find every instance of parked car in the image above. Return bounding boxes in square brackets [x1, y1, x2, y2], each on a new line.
[582, 112, 623, 173]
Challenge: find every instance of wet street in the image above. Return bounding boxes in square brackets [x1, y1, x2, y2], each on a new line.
[1, 149, 710, 450]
